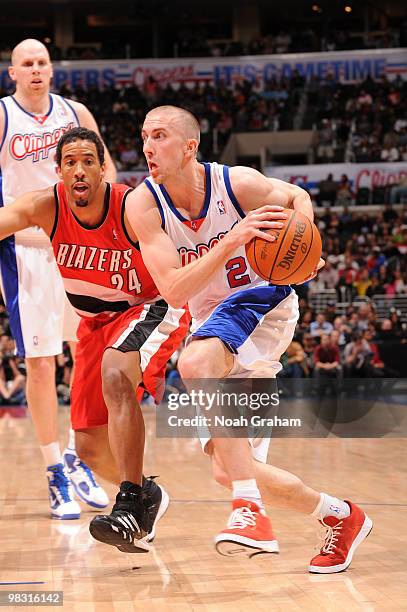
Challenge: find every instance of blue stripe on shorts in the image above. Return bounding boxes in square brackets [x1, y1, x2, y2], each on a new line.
[192, 285, 292, 353]
[0, 235, 25, 357]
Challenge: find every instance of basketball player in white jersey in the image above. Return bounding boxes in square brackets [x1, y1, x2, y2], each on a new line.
[0, 39, 115, 518]
[125, 106, 372, 573]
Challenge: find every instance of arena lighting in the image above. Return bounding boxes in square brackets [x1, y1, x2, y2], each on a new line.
[344, 5, 352, 12]
[312, 4, 322, 12]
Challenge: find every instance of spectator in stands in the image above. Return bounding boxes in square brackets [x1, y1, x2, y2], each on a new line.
[336, 174, 354, 206]
[353, 269, 372, 297]
[313, 333, 342, 384]
[282, 338, 308, 379]
[298, 309, 313, 334]
[343, 332, 374, 378]
[316, 173, 337, 207]
[332, 316, 351, 348]
[381, 143, 400, 162]
[318, 261, 339, 289]
[316, 119, 335, 163]
[390, 176, 407, 205]
[310, 313, 333, 338]
[119, 140, 139, 170]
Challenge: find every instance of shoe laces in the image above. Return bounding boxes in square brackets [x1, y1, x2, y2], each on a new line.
[318, 519, 343, 555]
[227, 506, 257, 530]
[50, 468, 73, 503]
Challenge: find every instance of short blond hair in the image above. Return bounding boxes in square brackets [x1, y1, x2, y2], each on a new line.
[146, 105, 200, 143]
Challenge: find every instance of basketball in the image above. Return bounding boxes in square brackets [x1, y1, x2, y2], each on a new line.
[245, 209, 322, 285]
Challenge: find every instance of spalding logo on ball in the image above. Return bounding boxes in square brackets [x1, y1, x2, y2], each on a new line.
[245, 209, 322, 285]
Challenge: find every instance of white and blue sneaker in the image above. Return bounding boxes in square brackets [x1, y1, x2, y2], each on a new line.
[47, 463, 81, 520]
[63, 449, 109, 509]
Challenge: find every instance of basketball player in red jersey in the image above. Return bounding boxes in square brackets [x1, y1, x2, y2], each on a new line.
[125, 105, 372, 572]
[0, 127, 190, 553]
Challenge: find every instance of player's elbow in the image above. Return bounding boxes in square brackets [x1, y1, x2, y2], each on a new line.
[161, 289, 186, 310]
[158, 274, 188, 309]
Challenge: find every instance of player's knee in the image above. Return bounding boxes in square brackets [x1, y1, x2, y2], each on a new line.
[102, 365, 128, 400]
[25, 356, 55, 384]
[101, 351, 142, 403]
[178, 347, 215, 379]
[75, 433, 100, 471]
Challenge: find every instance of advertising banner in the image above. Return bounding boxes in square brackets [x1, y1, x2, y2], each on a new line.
[0, 48, 406, 91]
[267, 161, 407, 192]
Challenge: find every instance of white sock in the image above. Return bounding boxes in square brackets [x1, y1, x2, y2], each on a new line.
[67, 428, 76, 451]
[312, 492, 351, 521]
[232, 479, 264, 510]
[41, 442, 62, 469]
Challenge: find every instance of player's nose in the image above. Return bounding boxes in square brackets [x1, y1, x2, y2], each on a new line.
[74, 162, 85, 177]
[143, 137, 153, 155]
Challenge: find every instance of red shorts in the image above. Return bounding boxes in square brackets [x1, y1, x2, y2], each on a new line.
[70, 300, 190, 430]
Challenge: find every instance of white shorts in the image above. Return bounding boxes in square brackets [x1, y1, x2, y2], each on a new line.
[0, 239, 80, 358]
[190, 286, 299, 461]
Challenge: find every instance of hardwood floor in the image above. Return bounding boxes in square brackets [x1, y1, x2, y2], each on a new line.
[0, 405, 406, 611]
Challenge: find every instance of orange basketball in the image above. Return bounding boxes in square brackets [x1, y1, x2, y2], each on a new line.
[245, 209, 322, 285]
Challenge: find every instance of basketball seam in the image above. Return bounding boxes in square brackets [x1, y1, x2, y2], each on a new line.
[277, 218, 316, 282]
[268, 210, 296, 283]
[251, 237, 263, 277]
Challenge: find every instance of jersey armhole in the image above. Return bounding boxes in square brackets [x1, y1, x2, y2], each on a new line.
[121, 188, 141, 251]
[50, 184, 60, 241]
[0, 100, 8, 153]
[144, 179, 165, 229]
[60, 96, 80, 126]
[222, 165, 245, 219]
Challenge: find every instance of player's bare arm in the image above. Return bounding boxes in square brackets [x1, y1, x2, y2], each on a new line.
[0, 187, 55, 240]
[70, 101, 117, 181]
[126, 185, 287, 308]
[229, 166, 314, 221]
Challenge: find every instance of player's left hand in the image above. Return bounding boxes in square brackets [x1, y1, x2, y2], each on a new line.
[296, 258, 325, 285]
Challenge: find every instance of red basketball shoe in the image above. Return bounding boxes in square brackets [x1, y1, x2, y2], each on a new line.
[309, 501, 373, 573]
[215, 499, 279, 557]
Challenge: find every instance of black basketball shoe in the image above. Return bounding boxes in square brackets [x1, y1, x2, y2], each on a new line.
[143, 476, 169, 543]
[89, 478, 169, 553]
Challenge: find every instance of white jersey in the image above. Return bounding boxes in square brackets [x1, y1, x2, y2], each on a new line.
[0, 93, 79, 245]
[145, 161, 265, 325]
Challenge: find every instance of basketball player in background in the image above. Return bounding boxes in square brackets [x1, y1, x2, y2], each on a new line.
[125, 105, 373, 573]
[0, 39, 116, 518]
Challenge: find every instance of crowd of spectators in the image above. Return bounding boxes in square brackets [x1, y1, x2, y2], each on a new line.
[35, 74, 304, 169]
[310, 74, 407, 164]
[57, 72, 406, 168]
[307, 203, 407, 301]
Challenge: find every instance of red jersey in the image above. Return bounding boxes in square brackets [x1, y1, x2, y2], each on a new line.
[51, 182, 159, 320]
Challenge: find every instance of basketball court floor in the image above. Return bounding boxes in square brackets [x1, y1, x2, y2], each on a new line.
[0, 405, 406, 611]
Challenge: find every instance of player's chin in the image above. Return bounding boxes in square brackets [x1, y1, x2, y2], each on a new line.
[74, 198, 89, 208]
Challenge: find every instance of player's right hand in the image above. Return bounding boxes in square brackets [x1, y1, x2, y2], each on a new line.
[226, 205, 289, 248]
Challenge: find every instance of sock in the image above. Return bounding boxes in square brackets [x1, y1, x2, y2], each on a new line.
[41, 442, 62, 469]
[67, 428, 76, 451]
[312, 492, 351, 521]
[232, 479, 264, 510]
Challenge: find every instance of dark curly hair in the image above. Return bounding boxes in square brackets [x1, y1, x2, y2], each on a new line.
[56, 127, 105, 166]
